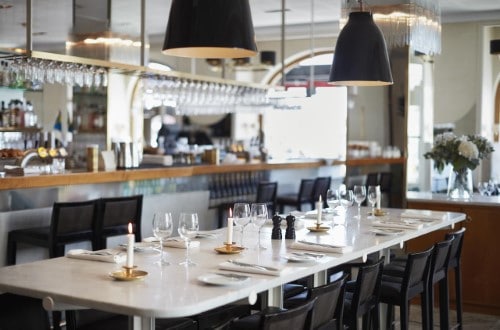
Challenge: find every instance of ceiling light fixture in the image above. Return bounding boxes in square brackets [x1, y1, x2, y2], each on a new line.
[329, 0, 393, 86]
[162, 0, 258, 59]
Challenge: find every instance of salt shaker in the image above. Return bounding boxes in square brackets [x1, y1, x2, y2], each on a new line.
[285, 214, 296, 239]
[271, 214, 282, 240]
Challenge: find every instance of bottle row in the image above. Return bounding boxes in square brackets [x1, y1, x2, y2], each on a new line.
[0, 99, 38, 129]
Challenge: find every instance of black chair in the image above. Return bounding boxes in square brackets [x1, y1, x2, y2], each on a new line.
[379, 172, 392, 207]
[365, 173, 379, 187]
[230, 297, 317, 330]
[93, 195, 143, 250]
[65, 309, 197, 330]
[445, 228, 466, 330]
[342, 257, 385, 330]
[310, 177, 331, 209]
[6, 199, 98, 265]
[379, 246, 434, 330]
[427, 236, 455, 330]
[0, 293, 50, 330]
[276, 178, 315, 213]
[284, 273, 348, 330]
[192, 304, 252, 329]
[217, 181, 278, 228]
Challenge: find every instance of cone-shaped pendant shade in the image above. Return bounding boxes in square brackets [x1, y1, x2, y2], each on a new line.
[162, 0, 258, 59]
[329, 12, 393, 86]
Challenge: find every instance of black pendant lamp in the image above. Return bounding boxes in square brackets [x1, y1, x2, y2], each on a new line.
[329, 4, 393, 86]
[162, 0, 258, 59]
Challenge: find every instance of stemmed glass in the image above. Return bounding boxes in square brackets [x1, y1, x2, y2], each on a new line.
[250, 203, 268, 250]
[353, 185, 366, 219]
[178, 212, 199, 267]
[233, 203, 250, 247]
[340, 189, 354, 213]
[326, 189, 340, 212]
[367, 186, 378, 218]
[152, 212, 173, 266]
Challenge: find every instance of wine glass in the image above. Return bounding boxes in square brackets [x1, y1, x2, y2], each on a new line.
[233, 203, 250, 247]
[477, 182, 487, 196]
[152, 212, 173, 266]
[326, 189, 340, 212]
[367, 186, 378, 218]
[250, 203, 268, 250]
[178, 212, 199, 267]
[340, 189, 354, 213]
[353, 185, 366, 219]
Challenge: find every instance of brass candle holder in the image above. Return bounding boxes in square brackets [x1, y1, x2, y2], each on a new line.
[109, 265, 148, 281]
[214, 242, 243, 254]
[123, 265, 137, 277]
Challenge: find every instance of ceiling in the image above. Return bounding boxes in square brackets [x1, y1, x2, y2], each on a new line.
[1, 0, 500, 51]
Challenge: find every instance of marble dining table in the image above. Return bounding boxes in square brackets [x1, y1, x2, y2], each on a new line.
[0, 207, 465, 330]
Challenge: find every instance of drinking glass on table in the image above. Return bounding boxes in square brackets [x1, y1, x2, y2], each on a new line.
[250, 203, 268, 250]
[326, 189, 340, 212]
[233, 203, 250, 247]
[178, 212, 199, 267]
[353, 185, 366, 219]
[367, 186, 378, 218]
[152, 212, 173, 266]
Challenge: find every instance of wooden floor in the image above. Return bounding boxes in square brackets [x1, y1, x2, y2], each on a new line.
[402, 306, 500, 329]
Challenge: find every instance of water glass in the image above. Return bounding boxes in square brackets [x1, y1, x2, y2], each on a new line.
[250, 203, 268, 250]
[326, 189, 340, 211]
[233, 203, 250, 247]
[152, 212, 173, 266]
[353, 185, 366, 219]
[178, 212, 199, 267]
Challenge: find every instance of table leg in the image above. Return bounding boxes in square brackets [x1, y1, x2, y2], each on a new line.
[266, 285, 284, 308]
[379, 248, 392, 330]
[131, 316, 154, 330]
[313, 270, 327, 286]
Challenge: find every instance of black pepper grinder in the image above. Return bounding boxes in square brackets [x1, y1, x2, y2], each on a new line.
[285, 214, 296, 239]
[271, 214, 282, 239]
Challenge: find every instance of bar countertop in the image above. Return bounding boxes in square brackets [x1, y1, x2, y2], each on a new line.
[407, 191, 500, 207]
[0, 159, 341, 191]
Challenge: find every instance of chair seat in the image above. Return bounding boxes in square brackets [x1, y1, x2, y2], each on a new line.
[192, 303, 251, 329]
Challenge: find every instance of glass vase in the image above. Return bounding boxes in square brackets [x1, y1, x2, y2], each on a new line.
[447, 167, 473, 200]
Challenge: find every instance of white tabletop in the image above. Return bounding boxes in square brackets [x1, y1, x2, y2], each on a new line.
[0, 207, 465, 330]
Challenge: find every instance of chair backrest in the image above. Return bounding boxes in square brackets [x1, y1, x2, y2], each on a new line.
[400, 245, 434, 293]
[379, 172, 392, 192]
[261, 297, 316, 330]
[0, 293, 50, 330]
[312, 177, 331, 205]
[308, 273, 348, 330]
[429, 236, 454, 284]
[298, 179, 316, 203]
[350, 257, 384, 318]
[94, 195, 143, 249]
[445, 227, 466, 269]
[50, 200, 98, 256]
[365, 173, 379, 187]
[256, 181, 278, 215]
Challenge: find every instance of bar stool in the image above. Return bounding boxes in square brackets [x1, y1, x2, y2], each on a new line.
[93, 195, 143, 250]
[379, 246, 434, 330]
[6, 200, 98, 265]
[445, 228, 466, 330]
[229, 297, 316, 330]
[276, 178, 315, 213]
[342, 257, 385, 330]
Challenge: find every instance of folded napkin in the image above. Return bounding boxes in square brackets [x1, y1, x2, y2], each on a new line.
[196, 230, 220, 239]
[66, 249, 125, 263]
[372, 220, 423, 230]
[302, 211, 332, 221]
[400, 210, 446, 222]
[163, 238, 201, 249]
[218, 261, 283, 276]
[290, 241, 353, 254]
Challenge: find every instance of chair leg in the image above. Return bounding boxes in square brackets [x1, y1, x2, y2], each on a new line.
[439, 278, 450, 330]
[455, 267, 463, 330]
[6, 235, 17, 265]
[428, 283, 435, 330]
[421, 291, 430, 330]
[386, 304, 395, 330]
[400, 302, 409, 330]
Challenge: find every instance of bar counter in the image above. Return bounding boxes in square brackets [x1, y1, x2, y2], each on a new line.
[0, 159, 337, 191]
[406, 191, 500, 316]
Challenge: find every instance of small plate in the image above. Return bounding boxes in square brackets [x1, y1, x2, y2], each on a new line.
[120, 242, 158, 252]
[198, 273, 249, 286]
[307, 226, 330, 232]
[283, 254, 317, 263]
[109, 269, 148, 281]
[370, 228, 404, 236]
[214, 246, 244, 254]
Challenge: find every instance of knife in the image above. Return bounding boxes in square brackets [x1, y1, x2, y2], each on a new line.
[214, 272, 250, 280]
[298, 240, 346, 249]
[227, 260, 279, 272]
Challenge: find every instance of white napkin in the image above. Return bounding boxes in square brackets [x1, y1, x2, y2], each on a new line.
[371, 220, 423, 230]
[66, 249, 125, 263]
[196, 230, 220, 239]
[290, 241, 353, 254]
[163, 238, 201, 249]
[400, 210, 446, 222]
[218, 261, 283, 276]
[302, 210, 333, 221]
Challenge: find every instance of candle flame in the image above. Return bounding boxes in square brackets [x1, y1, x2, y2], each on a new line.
[229, 208, 232, 217]
[128, 222, 133, 234]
